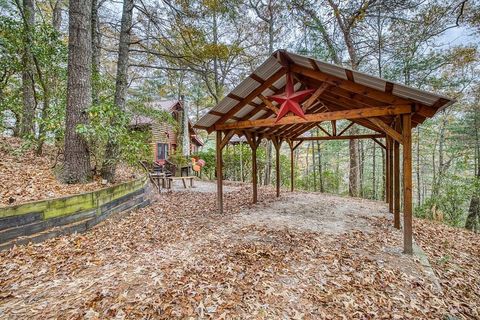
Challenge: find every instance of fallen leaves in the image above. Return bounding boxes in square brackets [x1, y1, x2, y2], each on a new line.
[0, 137, 141, 207]
[0, 183, 478, 319]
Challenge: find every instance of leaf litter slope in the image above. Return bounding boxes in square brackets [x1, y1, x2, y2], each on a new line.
[0, 184, 478, 319]
[0, 137, 140, 207]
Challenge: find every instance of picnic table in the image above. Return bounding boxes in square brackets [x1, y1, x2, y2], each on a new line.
[163, 176, 195, 189]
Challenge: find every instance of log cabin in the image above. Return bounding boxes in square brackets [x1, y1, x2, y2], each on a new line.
[130, 100, 204, 165]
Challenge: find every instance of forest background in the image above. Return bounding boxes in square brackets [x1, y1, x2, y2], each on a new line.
[0, 0, 479, 229]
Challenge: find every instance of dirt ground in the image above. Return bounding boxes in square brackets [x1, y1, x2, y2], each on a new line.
[0, 182, 478, 319]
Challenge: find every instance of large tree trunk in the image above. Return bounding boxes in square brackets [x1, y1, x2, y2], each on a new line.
[101, 0, 133, 181]
[62, 0, 92, 183]
[19, 0, 36, 138]
[91, 0, 101, 105]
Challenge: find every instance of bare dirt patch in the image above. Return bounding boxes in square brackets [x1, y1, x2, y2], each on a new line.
[0, 182, 476, 319]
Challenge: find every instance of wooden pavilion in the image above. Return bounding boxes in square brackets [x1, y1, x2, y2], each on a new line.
[194, 50, 453, 254]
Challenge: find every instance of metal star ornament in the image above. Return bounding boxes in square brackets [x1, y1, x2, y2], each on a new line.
[268, 73, 316, 122]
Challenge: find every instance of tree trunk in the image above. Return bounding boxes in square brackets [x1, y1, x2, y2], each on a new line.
[91, 0, 101, 105]
[349, 137, 360, 197]
[466, 111, 480, 231]
[101, 0, 133, 181]
[52, 0, 62, 31]
[62, 0, 92, 183]
[316, 129, 324, 192]
[19, 0, 36, 138]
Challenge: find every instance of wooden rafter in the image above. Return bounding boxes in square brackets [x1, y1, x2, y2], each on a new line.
[301, 82, 329, 112]
[207, 68, 287, 132]
[290, 64, 411, 105]
[258, 94, 279, 114]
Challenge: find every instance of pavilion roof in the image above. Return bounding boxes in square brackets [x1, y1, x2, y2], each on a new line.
[194, 50, 454, 140]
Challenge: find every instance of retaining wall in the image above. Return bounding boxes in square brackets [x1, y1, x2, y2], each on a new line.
[0, 178, 152, 251]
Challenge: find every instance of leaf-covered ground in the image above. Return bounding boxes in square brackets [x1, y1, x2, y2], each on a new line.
[0, 184, 478, 319]
[0, 137, 140, 207]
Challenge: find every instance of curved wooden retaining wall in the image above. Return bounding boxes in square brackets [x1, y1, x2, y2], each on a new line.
[0, 178, 152, 251]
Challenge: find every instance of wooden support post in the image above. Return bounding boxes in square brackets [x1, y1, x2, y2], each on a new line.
[252, 143, 258, 203]
[287, 140, 294, 192]
[388, 136, 394, 214]
[216, 131, 223, 214]
[402, 113, 413, 254]
[245, 132, 262, 204]
[386, 137, 390, 203]
[273, 138, 282, 197]
[394, 122, 401, 229]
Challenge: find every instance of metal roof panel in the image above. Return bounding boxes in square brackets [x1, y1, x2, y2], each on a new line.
[392, 84, 440, 106]
[255, 56, 282, 80]
[195, 114, 220, 127]
[314, 61, 348, 80]
[215, 97, 237, 113]
[352, 71, 386, 91]
[234, 105, 255, 118]
[231, 77, 260, 99]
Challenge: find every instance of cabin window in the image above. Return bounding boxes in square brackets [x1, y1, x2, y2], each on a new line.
[156, 143, 169, 160]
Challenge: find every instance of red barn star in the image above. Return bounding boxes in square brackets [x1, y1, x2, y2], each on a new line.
[268, 73, 315, 122]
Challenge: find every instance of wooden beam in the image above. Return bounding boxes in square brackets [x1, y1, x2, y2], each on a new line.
[215, 105, 411, 131]
[291, 64, 411, 105]
[250, 73, 265, 84]
[245, 132, 261, 203]
[294, 134, 385, 141]
[317, 123, 331, 136]
[273, 137, 283, 197]
[403, 113, 413, 254]
[386, 137, 390, 204]
[388, 136, 394, 214]
[394, 120, 401, 229]
[216, 131, 223, 214]
[228, 93, 243, 101]
[301, 82, 329, 112]
[338, 121, 354, 136]
[331, 120, 337, 136]
[219, 130, 235, 150]
[287, 140, 295, 192]
[208, 68, 286, 132]
[369, 117, 404, 144]
[293, 141, 303, 151]
[317, 98, 385, 133]
[372, 138, 386, 149]
[259, 94, 279, 114]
